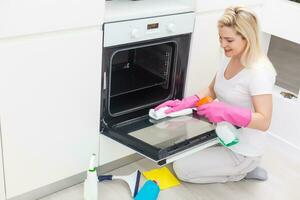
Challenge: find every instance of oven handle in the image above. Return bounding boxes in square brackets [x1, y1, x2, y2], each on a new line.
[161, 139, 219, 165]
[132, 138, 219, 166]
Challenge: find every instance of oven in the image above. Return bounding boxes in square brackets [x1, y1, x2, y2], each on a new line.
[100, 12, 218, 165]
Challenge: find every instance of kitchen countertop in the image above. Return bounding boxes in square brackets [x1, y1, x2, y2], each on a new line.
[195, 0, 263, 13]
[104, 0, 195, 22]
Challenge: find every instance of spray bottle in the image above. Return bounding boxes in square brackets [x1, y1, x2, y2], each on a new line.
[84, 154, 98, 200]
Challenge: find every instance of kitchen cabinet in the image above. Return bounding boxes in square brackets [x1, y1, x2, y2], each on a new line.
[0, 129, 5, 200]
[261, 0, 300, 44]
[266, 35, 300, 148]
[269, 86, 300, 149]
[0, 0, 105, 38]
[184, 11, 222, 96]
[99, 135, 135, 166]
[0, 28, 102, 199]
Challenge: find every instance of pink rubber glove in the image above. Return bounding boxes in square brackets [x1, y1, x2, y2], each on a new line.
[155, 95, 199, 114]
[196, 101, 252, 127]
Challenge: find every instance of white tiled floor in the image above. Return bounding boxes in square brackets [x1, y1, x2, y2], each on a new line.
[41, 135, 300, 200]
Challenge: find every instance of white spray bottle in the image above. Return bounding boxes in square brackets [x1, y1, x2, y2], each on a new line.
[84, 153, 98, 200]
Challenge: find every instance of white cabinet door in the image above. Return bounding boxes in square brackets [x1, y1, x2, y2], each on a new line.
[0, 129, 5, 200]
[0, 0, 105, 38]
[261, 0, 300, 44]
[270, 87, 300, 148]
[99, 135, 135, 166]
[184, 11, 222, 96]
[0, 28, 102, 198]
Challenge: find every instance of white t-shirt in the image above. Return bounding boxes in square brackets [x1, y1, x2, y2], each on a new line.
[214, 56, 276, 157]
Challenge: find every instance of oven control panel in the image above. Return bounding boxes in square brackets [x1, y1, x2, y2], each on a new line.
[103, 12, 195, 47]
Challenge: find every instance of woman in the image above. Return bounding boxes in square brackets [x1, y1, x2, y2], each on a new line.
[155, 6, 276, 183]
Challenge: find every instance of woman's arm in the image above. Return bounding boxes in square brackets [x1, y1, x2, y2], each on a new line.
[247, 94, 273, 131]
[196, 75, 217, 100]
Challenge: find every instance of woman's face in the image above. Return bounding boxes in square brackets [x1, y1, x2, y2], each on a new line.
[218, 26, 247, 58]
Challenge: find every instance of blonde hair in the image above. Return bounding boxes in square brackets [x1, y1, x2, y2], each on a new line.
[218, 6, 275, 74]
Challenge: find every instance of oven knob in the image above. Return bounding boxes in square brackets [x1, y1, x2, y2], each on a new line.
[131, 29, 140, 39]
[167, 23, 176, 33]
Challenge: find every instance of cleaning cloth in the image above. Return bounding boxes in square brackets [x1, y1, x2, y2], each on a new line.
[142, 167, 180, 190]
[149, 106, 193, 120]
[215, 122, 239, 147]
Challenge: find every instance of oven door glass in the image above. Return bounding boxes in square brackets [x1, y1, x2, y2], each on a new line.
[102, 114, 217, 165]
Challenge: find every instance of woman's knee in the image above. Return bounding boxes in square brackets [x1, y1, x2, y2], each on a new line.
[173, 160, 189, 181]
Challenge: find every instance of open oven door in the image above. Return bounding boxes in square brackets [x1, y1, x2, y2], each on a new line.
[101, 114, 218, 166]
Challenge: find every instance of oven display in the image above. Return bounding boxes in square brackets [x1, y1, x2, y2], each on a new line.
[147, 23, 159, 30]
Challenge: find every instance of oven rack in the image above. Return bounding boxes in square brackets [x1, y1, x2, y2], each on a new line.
[110, 63, 167, 97]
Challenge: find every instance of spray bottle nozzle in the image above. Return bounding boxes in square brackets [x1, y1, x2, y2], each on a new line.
[88, 154, 96, 172]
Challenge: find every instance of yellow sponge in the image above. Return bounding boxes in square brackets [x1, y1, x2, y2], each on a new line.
[142, 167, 180, 190]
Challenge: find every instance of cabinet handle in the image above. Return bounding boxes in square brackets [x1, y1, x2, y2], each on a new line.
[280, 91, 298, 99]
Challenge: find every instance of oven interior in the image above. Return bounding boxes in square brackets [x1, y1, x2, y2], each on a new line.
[109, 42, 176, 117]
